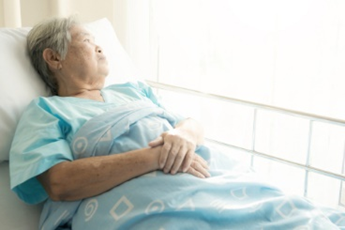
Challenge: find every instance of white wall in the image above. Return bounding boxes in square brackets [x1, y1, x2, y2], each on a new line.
[20, 0, 50, 27]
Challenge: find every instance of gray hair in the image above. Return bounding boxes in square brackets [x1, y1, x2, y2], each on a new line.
[27, 16, 80, 95]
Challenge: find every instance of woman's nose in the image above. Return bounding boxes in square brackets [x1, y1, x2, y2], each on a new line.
[96, 46, 102, 53]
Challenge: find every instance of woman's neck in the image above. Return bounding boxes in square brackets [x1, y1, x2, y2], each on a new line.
[55, 72, 106, 101]
[73, 90, 104, 102]
[58, 88, 104, 102]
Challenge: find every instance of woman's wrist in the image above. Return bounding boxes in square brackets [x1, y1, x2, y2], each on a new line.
[147, 146, 162, 170]
[175, 118, 204, 146]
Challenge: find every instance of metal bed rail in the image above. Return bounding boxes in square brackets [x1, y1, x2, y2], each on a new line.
[146, 80, 345, 127]
[146, 80, 345, 186]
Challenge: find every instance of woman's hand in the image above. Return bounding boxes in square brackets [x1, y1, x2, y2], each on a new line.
[149, 129, 195, 174]
[149, 129, 199, 175]
[150, 131, 210, 178]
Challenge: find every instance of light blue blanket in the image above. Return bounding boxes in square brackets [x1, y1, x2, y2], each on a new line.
[39, 100, 345, 230]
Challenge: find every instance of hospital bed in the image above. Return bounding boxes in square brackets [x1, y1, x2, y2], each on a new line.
[1, 18, 345, 229]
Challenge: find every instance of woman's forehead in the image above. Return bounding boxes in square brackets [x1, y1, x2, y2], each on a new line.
[70, 25, 93, 39]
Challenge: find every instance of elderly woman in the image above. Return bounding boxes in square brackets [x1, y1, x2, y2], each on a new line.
[10, 16, 208, 203]
[10, 16, 345, 230]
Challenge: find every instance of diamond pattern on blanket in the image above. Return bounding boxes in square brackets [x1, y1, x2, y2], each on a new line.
[110, 196, 134, 221]
[276, 199, 297, 218]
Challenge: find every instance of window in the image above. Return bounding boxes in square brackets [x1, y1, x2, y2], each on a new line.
[126, 0, 345, 209]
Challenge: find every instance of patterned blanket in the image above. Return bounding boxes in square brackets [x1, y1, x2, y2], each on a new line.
[39, 100, 345, 230]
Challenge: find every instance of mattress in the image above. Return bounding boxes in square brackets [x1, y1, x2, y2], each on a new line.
[0, 161, 42, 229]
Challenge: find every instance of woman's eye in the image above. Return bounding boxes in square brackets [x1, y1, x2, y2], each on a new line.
[84, 39, 90, 42]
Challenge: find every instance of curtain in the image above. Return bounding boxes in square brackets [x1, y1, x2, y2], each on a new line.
[2, 0, 22, 27]
[0, 0, 128, 52]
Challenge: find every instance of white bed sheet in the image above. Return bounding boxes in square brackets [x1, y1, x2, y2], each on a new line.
[0, 161, 42, 229]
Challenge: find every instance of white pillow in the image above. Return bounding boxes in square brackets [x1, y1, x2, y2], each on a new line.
[0, 18, 140, 162]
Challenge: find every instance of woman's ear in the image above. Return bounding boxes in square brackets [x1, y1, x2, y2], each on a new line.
[42, 48, 62, 71]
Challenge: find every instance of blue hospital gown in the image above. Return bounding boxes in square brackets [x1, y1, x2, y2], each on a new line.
[9, 81, 184, 205]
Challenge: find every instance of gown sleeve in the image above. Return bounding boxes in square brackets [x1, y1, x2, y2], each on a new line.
[9, 98, 73, 204]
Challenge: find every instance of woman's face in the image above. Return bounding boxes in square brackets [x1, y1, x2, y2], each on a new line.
[59, 25, 109, 87]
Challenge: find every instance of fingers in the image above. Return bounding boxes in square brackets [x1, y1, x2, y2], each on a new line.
[186, 159, 211, 178]
[181, 149, 194, 172]
[194, 154, 209, 169]
[162, 144, 194, 175]
[148, 136, 164, 147]
[160, 149, 210, 179]
[170, 145, 188, 174]
[185, 167, 204, 178]
[152, 130, 204, 176]
[193, 155, 210, 177]
[156, 131, 191, 173]
[158, 141, 170, 169]
[162, 143, 181, 174]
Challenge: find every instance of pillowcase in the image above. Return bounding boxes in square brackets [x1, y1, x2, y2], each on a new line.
[0, 18, 140, 162]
